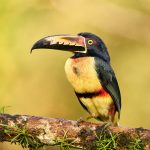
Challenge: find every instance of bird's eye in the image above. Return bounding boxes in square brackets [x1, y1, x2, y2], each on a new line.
[87, 40, 93, 45]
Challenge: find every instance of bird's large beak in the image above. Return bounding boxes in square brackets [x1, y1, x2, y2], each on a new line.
[31, 34, 87, 53]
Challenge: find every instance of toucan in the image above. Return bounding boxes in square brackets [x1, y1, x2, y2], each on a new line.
[31, 32, 121, 126]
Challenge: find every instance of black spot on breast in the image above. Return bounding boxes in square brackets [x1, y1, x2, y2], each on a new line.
[73, 66, 80, 76]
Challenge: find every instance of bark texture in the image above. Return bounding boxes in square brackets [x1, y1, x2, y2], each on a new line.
[0, 114, 149, 149]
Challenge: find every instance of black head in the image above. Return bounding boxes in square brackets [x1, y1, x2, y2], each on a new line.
[77, 32, 110, 62]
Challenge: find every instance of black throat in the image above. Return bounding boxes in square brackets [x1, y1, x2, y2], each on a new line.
[71, 52, 110, 63]
[71, 52, 88, 58]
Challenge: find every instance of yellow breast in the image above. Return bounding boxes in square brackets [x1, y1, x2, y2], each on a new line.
[64, 57, 115, 123]
[65, 57, 102, 93]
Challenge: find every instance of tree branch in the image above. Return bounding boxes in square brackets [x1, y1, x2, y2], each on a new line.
[0, 114, 149, 150]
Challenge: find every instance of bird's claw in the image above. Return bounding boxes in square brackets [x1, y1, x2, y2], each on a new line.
[100, 122, 112, 132]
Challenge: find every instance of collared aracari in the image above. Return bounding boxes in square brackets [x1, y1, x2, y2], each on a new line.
[31, 32, 121, 126]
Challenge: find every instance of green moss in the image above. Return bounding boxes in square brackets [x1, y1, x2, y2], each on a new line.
[54, 130, 80, 150]
[1, 124, 79, 150]
[0, 122, 145, 150]
[95, 129, 118, 150]
[128, 138, 144, 150]
[0, 124, 44, 150]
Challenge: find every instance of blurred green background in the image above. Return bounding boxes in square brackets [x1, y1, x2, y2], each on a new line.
[0, 0, 150, 149]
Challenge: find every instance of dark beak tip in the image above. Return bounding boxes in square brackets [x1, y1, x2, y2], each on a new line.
[30, 44, 36, 54]
[30, 49, 33, 54]
[30, 39, 45, 53]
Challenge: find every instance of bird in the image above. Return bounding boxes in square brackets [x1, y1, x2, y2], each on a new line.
[31, 32, 121, 126]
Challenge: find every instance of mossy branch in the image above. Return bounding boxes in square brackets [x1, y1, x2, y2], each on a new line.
[0, 114, 149, 150]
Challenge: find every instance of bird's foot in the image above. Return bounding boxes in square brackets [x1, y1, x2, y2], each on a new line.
[100, 122, 112, 132]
